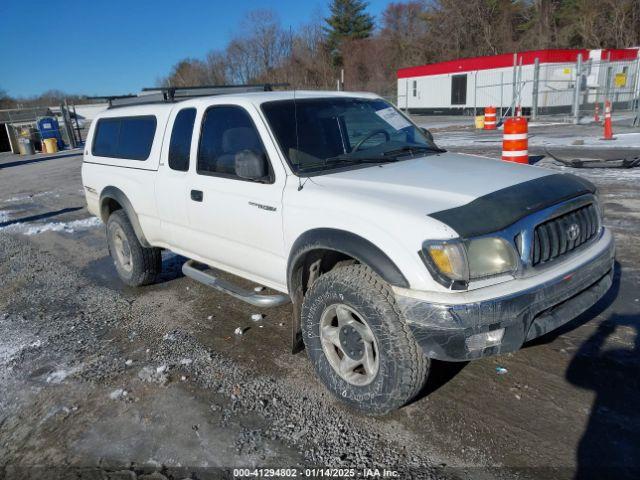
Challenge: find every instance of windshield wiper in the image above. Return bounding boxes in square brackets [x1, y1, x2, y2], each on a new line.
[324, 155, 398, 165]
[296, 154, 399, 173]
[381, 145, 446, 157]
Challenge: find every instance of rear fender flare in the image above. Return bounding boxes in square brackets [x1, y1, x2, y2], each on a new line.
[99, 186, 151, 248]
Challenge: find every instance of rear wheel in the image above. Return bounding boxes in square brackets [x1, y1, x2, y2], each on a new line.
[106, 210, 161, 287]
[301, 264, 429, 414]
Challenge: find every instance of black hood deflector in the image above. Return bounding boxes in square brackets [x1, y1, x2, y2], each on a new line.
[429, 173, 596, 237]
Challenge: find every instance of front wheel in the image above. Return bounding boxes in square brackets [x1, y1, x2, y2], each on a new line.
[301, 264, 429, 414]
[106, 210, 161, 287]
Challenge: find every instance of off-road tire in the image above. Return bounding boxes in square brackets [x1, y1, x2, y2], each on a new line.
[106, 210, 161, 287]
[301, 264, 429, 414]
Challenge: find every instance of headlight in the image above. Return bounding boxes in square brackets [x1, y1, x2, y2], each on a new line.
[421, 237, 517, 289]
[467, 237, 517, 279]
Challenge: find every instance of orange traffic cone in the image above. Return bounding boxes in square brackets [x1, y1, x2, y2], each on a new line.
[602, 101, 616, 140]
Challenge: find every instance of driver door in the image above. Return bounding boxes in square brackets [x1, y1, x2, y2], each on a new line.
[184, 103, 287, 290]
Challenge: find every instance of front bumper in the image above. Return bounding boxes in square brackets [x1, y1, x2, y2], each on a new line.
[395, 229, 615, 361]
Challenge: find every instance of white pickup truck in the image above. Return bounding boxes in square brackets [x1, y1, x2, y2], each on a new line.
[82, 87, 615, 414]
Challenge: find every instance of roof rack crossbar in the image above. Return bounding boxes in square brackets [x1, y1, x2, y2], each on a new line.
[143, 83, 289, 102]
[142, 83, 289, 93]
[102, 83, 288, 109]
[84, 94, 139, 107]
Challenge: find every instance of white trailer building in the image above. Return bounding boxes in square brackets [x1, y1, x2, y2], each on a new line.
[397, 48, 640, 115]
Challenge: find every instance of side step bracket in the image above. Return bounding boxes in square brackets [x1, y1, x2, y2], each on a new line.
[181, 260, 290, 308]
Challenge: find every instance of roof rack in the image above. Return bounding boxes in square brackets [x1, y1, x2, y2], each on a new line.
[84, 95, 138, 108]
[97, 83, 289, 109]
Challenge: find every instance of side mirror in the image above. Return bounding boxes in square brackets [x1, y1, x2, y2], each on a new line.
[235, 149, 268, 181]
[420, 127, 434, 143]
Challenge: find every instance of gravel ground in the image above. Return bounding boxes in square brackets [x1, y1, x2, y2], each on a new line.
[0, 123, 639, 480]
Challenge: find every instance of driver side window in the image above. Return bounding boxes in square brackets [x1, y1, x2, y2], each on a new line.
[197, 105, 269, 179]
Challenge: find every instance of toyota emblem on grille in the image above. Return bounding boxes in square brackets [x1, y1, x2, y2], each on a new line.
[567, 223, 580, 241]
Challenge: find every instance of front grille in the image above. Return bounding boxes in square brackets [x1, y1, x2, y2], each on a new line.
[531, 203, 599, 266]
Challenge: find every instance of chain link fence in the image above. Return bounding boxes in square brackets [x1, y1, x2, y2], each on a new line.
[474, 56, 640, 124]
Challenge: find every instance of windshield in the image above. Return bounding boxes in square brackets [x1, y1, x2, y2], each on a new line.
[261, 97, 442, 175]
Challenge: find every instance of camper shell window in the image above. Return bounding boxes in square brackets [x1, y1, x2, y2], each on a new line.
[92, 116, 157, 160]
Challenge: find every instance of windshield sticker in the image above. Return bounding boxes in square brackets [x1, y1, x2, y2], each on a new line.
[375, 107, 411, 131]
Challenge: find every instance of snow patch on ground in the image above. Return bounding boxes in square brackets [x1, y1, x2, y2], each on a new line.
[0, 314, 42, 368]
[435, 131, 640, 149]
[2, 191, 55, 203]
[0, 210, 14, 222]
[45, 365, 83, 384]
[46, 369, 70, 384]
[0, 217, 102, 235]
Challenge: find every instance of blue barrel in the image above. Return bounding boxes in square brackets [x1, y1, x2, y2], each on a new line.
[37, 117, 65, 150]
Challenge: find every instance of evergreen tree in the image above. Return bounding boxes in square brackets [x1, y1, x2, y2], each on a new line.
[324, 0, 374, 66]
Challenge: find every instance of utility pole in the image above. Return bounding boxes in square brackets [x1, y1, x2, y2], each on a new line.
[510, 53, 518, 117]
[572, 54, 583, 124]
[633, 57, 640, 126]
[405, 79, 409, 112]
[532, 58, 540, 121]
[603, 52, 612, 117]
[62, 100, 77, 149]
[473, 71, 478, 116]
[500, 72, 504, 118]
[72, 104, 82, 143]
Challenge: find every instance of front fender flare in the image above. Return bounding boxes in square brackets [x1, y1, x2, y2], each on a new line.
[286, 228, 410, 354]
[287, 228, 410, 292]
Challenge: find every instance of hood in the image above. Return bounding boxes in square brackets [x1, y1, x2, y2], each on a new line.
[311, 152, 553, 216]
[310, 152, 596, 237]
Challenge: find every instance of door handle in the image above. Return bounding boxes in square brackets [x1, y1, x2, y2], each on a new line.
[190, 190, 203, 202]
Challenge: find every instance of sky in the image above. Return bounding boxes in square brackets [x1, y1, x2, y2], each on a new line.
[0, 0, 390, 98]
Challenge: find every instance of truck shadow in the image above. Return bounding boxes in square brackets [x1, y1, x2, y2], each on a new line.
[0, 206, 83, 228]
[519, 261, 640, 478]
[417, 359, 468, 398]
[82, 252, 186, 292]
[566, 314, 640, 479]
[0, 152, 81, 169]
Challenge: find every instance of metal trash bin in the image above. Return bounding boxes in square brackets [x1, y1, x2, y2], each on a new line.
[18, 137, 35, 155]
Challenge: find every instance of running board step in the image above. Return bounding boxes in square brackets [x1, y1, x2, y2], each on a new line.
[182, 260, 290, 308]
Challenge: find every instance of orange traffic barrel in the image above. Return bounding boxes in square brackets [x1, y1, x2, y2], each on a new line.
[501, 117, 528, 164]
[483, 106, 497, 130]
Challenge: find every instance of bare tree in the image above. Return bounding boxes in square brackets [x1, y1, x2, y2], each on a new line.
[160, 59, 209, 87]
[279, 21, 336, 88]
[151, 1, 640, 99]
[380, 1, 431, 69]
[204, 51, 230, 85]
[1, 88, 17, 108]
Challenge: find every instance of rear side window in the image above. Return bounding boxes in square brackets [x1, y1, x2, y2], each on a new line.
[92, 116, 157, 160]
[168, 108, 196, 171]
